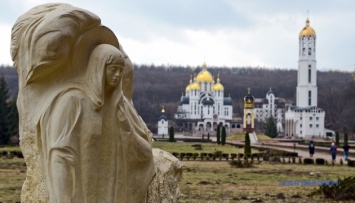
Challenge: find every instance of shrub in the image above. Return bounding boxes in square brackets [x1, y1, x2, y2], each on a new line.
[169, 126, 175, 142]
[298, 157, 302, 164]
[269, 156, 281, 163]
[310, 176, 355, 200]
[238, 153, 244, 159]
[214, 151, 223, 160]
[304, 158, 314, 164]
[315, 158, 325, 165]
[172, 152, 179, 158]
[200, 153, 207, 160]
[216, 124, 221, 145]
[222, 153, 229, 160]
[230, 153, 237, 161]
[1, 151, 7, 157]
[244, 132, 251, 157]
[179, 153, 186, 160]
[186, 153, 193, 160]
[262, 154, 269, 161]
[193, 153, 199, 160]
[292, 157, 296, 164]
[208, 153, 214, 159]
[230, 159, 254, 168]
[282, 152, 298, 157]
[221, 126, 226, 145]
[348, 159, 355, 167]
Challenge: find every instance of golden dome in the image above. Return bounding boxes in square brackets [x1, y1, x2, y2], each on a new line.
[185, 85, 191, 92]
[214, 83, 224, 91]
[190, 82, 201, 91]
[185, 75, 193, 92]
[299, 18, 316, 38]
[213, 73, 224, 91]
[196, 69, 214, 83]
[161, 106, 165, 113]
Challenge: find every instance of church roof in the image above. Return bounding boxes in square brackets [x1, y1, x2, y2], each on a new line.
[299, 18, 316, 38]
[223, 97, 232, 105]
[202, 99, 214, 106]
[159, 114, 167, 121]
[196, 64, 214, 83]
[179, 97, 190, 105]
[289, 106, 324, 112]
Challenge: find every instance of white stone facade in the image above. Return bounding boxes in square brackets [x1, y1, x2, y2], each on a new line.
[254, 89, 287, 124]
[158, 108, 169, 136]
[285, 18, 326, 138]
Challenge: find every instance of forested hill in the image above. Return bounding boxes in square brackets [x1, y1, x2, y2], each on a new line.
[1, 64, 354, 133]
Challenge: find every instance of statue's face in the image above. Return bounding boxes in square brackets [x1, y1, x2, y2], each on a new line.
[105, 61, 124, 88]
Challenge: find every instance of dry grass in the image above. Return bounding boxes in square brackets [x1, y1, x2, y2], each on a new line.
[152, 141, 255, 154]
[1, 145, 355, 202]
[227, 133, 272, 142]
[0, 157, 26, 203]
[180, 161, 355, 203]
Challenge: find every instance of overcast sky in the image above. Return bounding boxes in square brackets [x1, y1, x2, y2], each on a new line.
[1, 0, 355, 71]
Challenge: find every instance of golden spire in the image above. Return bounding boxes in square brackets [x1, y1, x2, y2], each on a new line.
[161, 106, 165, 113]
[189, 75, 192, 84]
[248, 87, 251, 94]
[217, 72, 220, 83]
[202, 62, 207, 68]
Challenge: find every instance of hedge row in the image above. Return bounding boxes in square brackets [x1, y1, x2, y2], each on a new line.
[0, 150, 23, 158]
[171, 152, 296, 161]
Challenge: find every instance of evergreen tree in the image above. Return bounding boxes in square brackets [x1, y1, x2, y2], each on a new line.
[335, 131, 340, 146]
[0, 76, 10, 145]
[244, 131, 251, 156]
[7, 101, 18, 141]
[264, 116, 278, 138]
[221, 126, 226, 145]
[344, 131, 348, 144]
[216, 124, 221, 145]
[169, 126, 175, 142]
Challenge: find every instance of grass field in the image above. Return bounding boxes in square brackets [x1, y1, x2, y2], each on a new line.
[1, 143, 355, 202]
[152, 141, 254, 154]
[227, 133, 272, 142]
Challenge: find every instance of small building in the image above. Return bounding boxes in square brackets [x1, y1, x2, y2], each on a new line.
[243, 88, 255, 133]
[254, 88, 288, 133]
[157, 106, 168, 137]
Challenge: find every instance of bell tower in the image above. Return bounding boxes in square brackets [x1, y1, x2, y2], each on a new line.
[243, 88, 255, 133]
[296, 18, 318, 107]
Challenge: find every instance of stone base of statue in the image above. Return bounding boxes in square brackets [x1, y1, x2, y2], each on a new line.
[148, 149, 183, 203]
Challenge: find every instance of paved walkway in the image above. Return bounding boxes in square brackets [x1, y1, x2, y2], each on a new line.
[161, 134, 355, 163]
[228, 140, 355, 163]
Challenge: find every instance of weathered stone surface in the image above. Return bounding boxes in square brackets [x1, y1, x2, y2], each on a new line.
[148, 148, 183, 203]
[11, 3, 155, 202]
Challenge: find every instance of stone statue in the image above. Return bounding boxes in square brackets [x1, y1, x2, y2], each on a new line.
[147, 149, 183, 203]
[11, 3, 155, 202]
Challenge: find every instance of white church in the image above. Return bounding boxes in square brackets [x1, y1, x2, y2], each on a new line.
[254, 88, 289, 133]
[157, 106, 169, 137]
[285, 18, 332, 138]
[174, 63, 233, 132]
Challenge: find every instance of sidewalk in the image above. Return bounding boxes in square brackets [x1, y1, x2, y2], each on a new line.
[229, 139, 355, 163]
